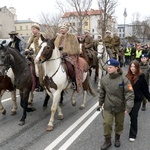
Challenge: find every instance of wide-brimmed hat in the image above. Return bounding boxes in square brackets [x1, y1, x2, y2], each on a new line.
[31, 23, 40, 30]
[8, 31, 18, 35]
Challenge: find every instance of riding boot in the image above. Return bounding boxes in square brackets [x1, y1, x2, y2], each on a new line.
[101, 136, 111, 150]
[35, 77, 44, 92]
[71, 77, 77, 90]
[114, 134, 121, 147]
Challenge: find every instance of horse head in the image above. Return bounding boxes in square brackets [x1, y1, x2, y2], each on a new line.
[0, 43, 15, 74]
[35, 38, 55, 63]
[97, 43, 104, 59]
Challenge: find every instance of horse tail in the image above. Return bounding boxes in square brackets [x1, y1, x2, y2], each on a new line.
[87, 78, 97, 97]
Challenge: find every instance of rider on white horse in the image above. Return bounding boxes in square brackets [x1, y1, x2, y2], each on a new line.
[55, 23, 89, 92]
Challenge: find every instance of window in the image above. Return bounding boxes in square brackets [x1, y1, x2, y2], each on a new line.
[26, 25, 28, 30]
[20, 26, 22, 30]
[92, 29, 94, 32]
[84, 22, 88, 26]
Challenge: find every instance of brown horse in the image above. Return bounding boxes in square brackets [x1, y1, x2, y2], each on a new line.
[0, 42, 36, 125]
[0, 68, 17, 115]
[80, 43, 99, 83]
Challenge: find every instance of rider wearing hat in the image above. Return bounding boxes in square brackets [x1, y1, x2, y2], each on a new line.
[82, 30, 98, 67]
[8, 31, 26, 53]
[54, 23, 89, 91]
[103, 30, 114, 58]
[26, 23, 45, 92]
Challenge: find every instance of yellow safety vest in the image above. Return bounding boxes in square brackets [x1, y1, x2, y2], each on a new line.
[125, 48, 131, 56]
[136, 50, 142, 58]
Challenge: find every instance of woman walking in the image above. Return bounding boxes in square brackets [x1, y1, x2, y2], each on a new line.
[126, 60, 150, 142]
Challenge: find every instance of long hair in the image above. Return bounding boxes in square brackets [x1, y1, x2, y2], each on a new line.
[126, 60, 141, 84]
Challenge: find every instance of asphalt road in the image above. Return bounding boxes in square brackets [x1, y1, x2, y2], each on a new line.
[0, 66, 150, 150]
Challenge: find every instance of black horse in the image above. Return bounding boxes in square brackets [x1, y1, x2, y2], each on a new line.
[0, 41, 36, 125]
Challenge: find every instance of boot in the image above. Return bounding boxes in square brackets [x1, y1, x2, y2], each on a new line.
[141, 103, 146, 111]
[101, 136, 111, 150]
[114, 134, 120, 147]
[72, 82, 76, 90]
[35, 85, 44, 92]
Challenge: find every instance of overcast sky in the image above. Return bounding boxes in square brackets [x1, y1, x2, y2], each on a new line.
[0, 0, 149, 24]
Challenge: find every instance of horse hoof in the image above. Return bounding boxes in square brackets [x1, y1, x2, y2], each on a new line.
[11, 111, 17, 115]
[72, 102, 76, 107]
[19, 121, 25, 126]
[79, 106, 85, 110]
[47, 125, 53, 131]
[31, 107, 36, 111]
[58, 115, 63, 120]
[28, 102, 33, 106]
[2, 109, 6, 115]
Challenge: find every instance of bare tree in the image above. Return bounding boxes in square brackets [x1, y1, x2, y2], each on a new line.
[56, 0, 93, 35]
[38, 12, 62, 39]
[132, 13, 150, 43]
[97, 0, 118, 38]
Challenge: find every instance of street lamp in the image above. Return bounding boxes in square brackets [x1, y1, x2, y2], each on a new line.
[123, 8, 127, 44]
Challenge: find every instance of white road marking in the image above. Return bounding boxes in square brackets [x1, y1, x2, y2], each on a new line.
[44, 102, 100, 150]
[59, 111, 101, 150]
[2, 95, 19, 102]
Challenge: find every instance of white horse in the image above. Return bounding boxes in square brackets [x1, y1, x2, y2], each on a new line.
[35, 39, 96, 131]
[97, 42, 110, 90]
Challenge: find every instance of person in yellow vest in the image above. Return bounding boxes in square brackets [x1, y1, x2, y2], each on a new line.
[124, 45, 131, 65]
[135, 44, 142, 62]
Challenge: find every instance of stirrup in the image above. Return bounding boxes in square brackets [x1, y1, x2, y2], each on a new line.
[72, 82, 76, 90]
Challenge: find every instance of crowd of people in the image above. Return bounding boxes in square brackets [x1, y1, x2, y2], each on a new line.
[6, 23, 150, 150]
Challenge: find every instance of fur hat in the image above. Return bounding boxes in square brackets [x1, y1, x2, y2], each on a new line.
[60, 23, 70, 31]
[106, 30, 111, 34]
[8, 31, 18, 35]
[107, 58, 120, 67]
[31, 23, 40, 30]
[98, 34, 102, 38]
[84, 30, 90, 34]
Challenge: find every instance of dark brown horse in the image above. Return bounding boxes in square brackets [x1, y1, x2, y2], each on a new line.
[0, 42, 36, 125]
[80, 42, 99, 83]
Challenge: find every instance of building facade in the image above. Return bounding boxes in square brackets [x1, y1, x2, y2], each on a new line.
[62, 9, 117, 39]
[0, 6, 15, 38]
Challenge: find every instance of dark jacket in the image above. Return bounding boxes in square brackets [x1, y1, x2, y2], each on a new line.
[140, 62, 150, 83]
[131, 74, 150, 102]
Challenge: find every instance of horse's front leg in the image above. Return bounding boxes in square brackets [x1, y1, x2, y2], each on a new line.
[71, 90, 77, 106]
[28, 91, 34, 105]
[19, 90, 36, 126]
[97, 62, 102, 91]
[10, 89, 18, 115]
[19, 94, 27, 126]
[47, 92, 63, 131]
[0, 90, 6, 115]
[80, 90, 87, 109]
